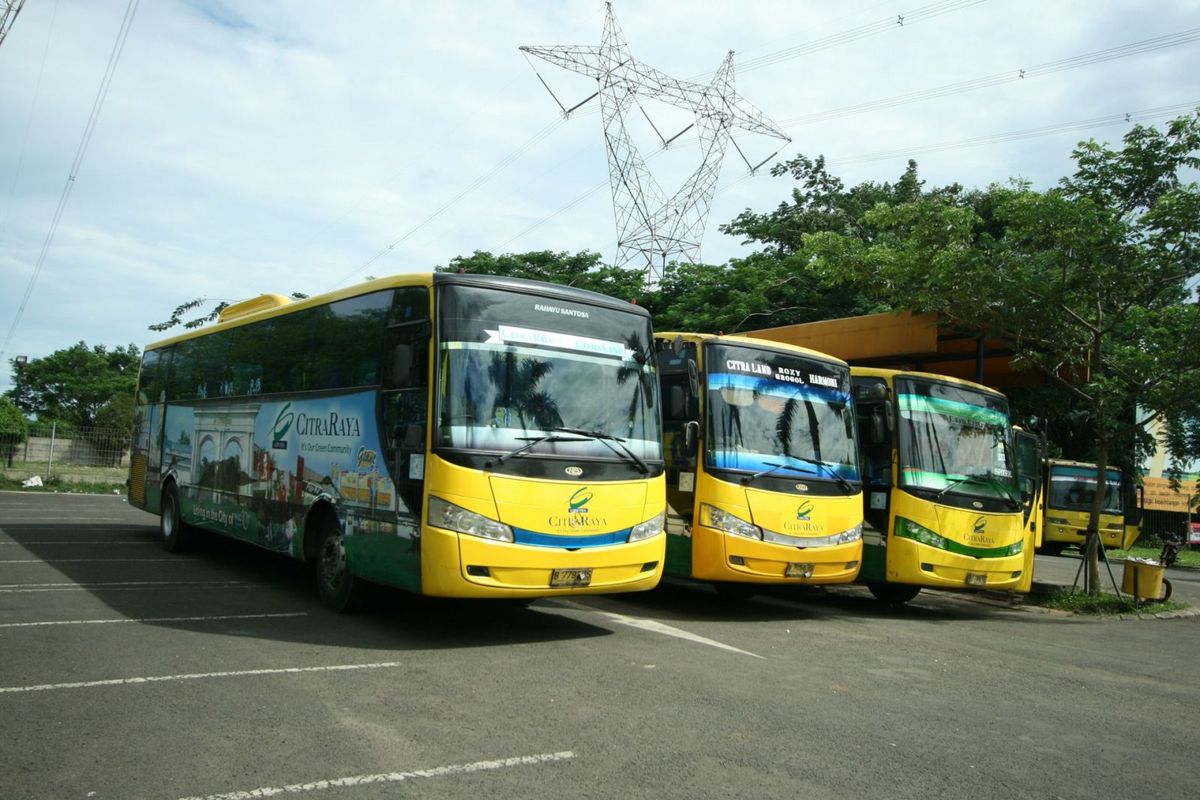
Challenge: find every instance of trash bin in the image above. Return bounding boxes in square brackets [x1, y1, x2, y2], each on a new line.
[1121, 560, 1165, 600]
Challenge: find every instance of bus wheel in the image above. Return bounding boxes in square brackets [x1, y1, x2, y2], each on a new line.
[315, 517, 366, 613]
[160, 485, 191, 553]
[868, 582, 920, 605]
[1039, 543, 1065, 557]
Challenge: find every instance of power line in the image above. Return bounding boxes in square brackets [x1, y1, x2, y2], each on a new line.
[0, 0, 141, 366]
[777, 27, 1200, 128]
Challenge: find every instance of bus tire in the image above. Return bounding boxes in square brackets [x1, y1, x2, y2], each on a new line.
[868, 582, 920, 605]
[160, 484, 191, 553]
[315, 516, 367, 613]
[1039, 543, 1065, 557]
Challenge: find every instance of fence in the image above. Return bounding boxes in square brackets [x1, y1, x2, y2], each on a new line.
[1, 422, 130, 483]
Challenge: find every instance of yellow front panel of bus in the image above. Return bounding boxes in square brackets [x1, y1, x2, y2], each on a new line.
[689, 471, 863, 585]
[887, 491, 1025, 590]
[421, 456, 666, 598]
[1043, 508, 1127, 549]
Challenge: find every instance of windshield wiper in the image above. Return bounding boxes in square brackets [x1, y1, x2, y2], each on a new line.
[550, 426, 650, 474]
[934, 475, 1021, 510]
[740, 458, 854, 493]
[484, 433, 590, 469]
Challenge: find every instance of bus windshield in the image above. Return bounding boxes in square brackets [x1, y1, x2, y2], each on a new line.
[1048, 465, 1123, 514]
[704, 343, 859, 483]
[436, 283, 661, 461]
[896, 377, 1016, 501]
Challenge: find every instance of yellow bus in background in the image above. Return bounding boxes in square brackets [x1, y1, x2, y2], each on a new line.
[129, 273, 666, 610]
[1036, 459, 1142, 555]
[655, 333, 863, 597]
[851, 368, 1026, 604]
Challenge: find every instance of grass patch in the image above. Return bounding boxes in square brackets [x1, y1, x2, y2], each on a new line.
[0, 474, 126, 495]
[1108, 543, 1200, 569]
[1028, 586, 1189, 616]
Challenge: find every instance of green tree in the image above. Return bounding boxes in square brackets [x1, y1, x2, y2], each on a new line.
[804, 112, 1200, 591]
[6, 342, 141, 429]
[0, 396, 28, 467]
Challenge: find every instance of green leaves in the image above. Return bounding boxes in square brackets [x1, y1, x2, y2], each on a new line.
[5, 342, 141, 429]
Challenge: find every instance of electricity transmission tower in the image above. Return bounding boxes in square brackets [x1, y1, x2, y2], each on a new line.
[0, 0, 25, 49]
[521, 2, 790, 282]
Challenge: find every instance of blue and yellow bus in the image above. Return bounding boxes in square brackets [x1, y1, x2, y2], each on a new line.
[128, 273, 666, 610]
[655, 333, 862, 597]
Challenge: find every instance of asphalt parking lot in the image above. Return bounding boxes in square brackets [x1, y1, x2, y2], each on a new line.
[2, 490, 1198, 800]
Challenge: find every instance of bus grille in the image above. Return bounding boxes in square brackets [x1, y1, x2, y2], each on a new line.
[129, 453, 147, 506]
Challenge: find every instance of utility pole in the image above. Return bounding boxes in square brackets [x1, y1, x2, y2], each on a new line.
[0, 0, 26, 49]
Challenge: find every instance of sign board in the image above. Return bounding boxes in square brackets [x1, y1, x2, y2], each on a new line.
[1190, 522, 1200, 546]
[1140, 476, 1199, 513]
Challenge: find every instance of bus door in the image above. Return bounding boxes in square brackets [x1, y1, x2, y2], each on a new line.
[1121, 476, 1144, 550]
[1013, 428, 1044, 592]
[132, 346, 172, 512]
[656, 337, 700, 575]
[852, 377, 892, 582]
[381, 287, 431, 541]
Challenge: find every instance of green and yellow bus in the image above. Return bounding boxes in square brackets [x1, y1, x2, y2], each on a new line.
[851, 368, 1026, 603]
[1036, 459, 1141, 555]
[128, 273, 666, 610]
[655, 333, 862, 596]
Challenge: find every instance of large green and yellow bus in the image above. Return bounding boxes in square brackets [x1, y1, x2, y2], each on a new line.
[851, 368, 1026, 603]
[1036, 459, 1141, 555]
[128, 273, 666, 610]
[655, 333, 862, 596]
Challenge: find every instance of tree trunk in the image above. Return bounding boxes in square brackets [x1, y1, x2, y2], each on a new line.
[1085, 440, 1109, 595]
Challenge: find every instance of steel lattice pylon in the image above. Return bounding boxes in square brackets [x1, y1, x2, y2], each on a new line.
[0, 0, 26, 49]
[521, 2, 790, 282]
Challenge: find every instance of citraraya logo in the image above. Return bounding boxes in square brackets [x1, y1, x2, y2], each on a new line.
[569, 487, 593, 514]
[272, 403, 294, 449]
[974, 516, 987, 534]
[796, 500, 814, 521]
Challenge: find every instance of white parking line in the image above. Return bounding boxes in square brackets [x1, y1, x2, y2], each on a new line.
[175, 751, 577, 800]
[0, 580, 267, 593]
[550, 601, 766, 659]
[0, 661, 405, 694]
[0, 612, 308, 628]
[0, 558, 183, 563]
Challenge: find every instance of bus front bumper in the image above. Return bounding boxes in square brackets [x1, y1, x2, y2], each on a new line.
[420, 526, 665, 598]
[889, 537, 1025, 590]
[690, 525, 862, 585]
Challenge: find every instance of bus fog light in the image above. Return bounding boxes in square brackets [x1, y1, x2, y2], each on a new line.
[428, 497, 514, 542]
[629, 511, 666, 542]
[729, 555, 745, 565]
[702, 504, 762, 540]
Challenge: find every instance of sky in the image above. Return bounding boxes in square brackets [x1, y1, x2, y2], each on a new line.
[1, 0, 1198, 393]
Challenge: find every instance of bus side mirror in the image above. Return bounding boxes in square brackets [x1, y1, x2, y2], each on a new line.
[687, 359, 700, 396]
[683, 420, 700, 457]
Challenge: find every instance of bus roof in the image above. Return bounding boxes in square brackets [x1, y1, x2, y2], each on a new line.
[850, 365, 1008, 399]
[143, 271, 647, 351]
[656, 331, 850, 369]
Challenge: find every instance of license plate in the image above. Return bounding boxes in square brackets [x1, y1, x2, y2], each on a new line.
[551, 568, 593, 587]
[785, 562, 814, 578]
[965, 573, 987, 587]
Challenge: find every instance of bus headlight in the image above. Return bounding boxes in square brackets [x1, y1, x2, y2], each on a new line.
[899, 518, 946, 550]
[702, 504, 762, 540]
[628, 511, 666, 542]
[428, 497, 514, 543]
